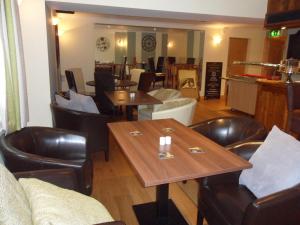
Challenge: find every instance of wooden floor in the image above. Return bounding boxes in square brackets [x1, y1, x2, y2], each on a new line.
[92, 97, 245, 225]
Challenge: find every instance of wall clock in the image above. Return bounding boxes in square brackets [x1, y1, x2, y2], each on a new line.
[142, 34, 156, 52]
[96, 37, 110, 52]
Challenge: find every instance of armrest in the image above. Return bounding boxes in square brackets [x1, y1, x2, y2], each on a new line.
[227, 141, 263, 161]
[94, 221, 126, 225]
[14, 168, 80, 192]
[243, 185, 300, 225]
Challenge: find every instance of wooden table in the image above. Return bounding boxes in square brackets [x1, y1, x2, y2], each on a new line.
[86, 80, 137, 88]
[104, 90, 162, 121]
[108, 119, 252, 225]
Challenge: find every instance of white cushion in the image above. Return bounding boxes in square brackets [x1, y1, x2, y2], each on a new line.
[69, 90, 99, 114]
[0, 164, 33, 225]
[239, 126, 300, 198]
[55, 94, 81, 112]
[19, 178, 114, 225]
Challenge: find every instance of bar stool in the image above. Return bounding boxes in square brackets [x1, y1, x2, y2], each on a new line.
[287, 83, 300, 139]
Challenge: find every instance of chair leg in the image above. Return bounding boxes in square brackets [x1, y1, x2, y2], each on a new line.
[197, 210, 204, 225]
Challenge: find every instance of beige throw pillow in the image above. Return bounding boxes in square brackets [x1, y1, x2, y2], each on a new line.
[19, 178, 114, 225]
[0, 164, 33, 225]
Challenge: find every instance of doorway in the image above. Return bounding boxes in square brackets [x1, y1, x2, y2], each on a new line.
[227, 37, 248, 76]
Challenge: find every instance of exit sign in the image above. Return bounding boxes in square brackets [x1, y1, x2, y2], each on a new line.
[269, 30, 281, 38]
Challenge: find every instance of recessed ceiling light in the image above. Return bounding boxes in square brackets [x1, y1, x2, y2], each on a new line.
[281, 26, 286, 30]
[153, 27, 157, 31]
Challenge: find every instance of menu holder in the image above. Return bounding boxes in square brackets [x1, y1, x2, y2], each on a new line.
[188, 146, 206, 154]
[159, 151, 174, 160]
[129, 130, 143, 136]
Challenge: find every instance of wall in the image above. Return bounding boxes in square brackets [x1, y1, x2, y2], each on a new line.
[202, 27, 266, 96]
[167, 31, 187, 63]
[19, 0, 52, 126]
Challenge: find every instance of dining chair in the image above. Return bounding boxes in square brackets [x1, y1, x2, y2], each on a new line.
[129, 68, 145, 92]
[156, 56, 165, 73]
[148, 57, 166, 88]
[287, 82, 300, 138]
[119, 56, 127, 80]
[186, 57, 195, 65]
[137, 72, 155, 92]
[147, 57, 156, 73]
[65, 70, 78, 92]
[94, 67, 116, 114]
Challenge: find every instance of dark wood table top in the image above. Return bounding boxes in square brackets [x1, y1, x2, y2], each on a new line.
[104, 90, 162, 106]
[86, 80, 137, 87]
[108, 119, 252, 187]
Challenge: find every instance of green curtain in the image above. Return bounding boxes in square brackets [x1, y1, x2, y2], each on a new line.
[2, 0, 21, 132]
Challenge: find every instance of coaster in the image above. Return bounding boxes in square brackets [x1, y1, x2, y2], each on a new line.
[188, 146, 206, 154]
[159, 151, 174, 159]
[129, 130, 143, 136]
[162, 127, 175, 134]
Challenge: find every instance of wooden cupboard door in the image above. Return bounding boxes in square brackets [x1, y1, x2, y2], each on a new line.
[227, 38, 248, 76]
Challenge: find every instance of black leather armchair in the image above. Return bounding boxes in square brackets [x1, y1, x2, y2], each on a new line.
[0, 127, 93, 195]
[14, 168, 126, 225]
[190, 116, 267, 148]
[51, 103, 114, 161]
[197, 141, 300, 225]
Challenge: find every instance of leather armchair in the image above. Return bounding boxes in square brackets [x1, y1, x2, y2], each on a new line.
[51, 103, 114, 161]
[14, 168, 126, 225]
[190, 116, 267, 148]
[197, 141, 300, 225]
[0, 127, 93, 195]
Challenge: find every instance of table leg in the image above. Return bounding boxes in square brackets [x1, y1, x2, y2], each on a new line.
[133, 184, 189, 225]
[126, 105, 133, 121]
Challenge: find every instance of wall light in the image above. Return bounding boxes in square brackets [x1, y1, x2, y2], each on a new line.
[212, 34, 222, 46]
[58, 29, 65, 36]
[52, 17, 60, 26]
[117, 39, 127, 48]
[167, 41, 174, 48]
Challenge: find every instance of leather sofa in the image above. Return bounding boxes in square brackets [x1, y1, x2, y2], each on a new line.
[197, 141, 300, 225]
[14, 168, 125, 225]
[190, 116, 267, 148]
[0, 127, 93, 195]
[51, 103, 114, 161]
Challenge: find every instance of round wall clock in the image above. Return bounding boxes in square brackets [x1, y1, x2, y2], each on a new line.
[96, 37, 110, 52]
[142, 35, 156, 52]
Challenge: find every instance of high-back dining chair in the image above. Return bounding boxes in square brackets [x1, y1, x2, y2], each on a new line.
[138, 72, 155, 92]
[119, 56, 127, 80]
[186, 57, 195, 65]
[65, 70, 77, 92]
[287, 83, 300, 138]
[156, 56, 165, 73]
[94, 67, 115, 114]
[148, 57, 156, 73]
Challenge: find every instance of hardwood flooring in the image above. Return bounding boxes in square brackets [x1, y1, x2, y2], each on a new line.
[91, 97, 245, 225]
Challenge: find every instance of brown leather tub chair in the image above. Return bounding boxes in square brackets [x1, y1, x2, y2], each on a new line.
[14, 168, 126, 225]
[0, 127, 93, 195]
[190, 116, 267, 148]
[51, 103, 114, 161]
[198, 141, 300, 225]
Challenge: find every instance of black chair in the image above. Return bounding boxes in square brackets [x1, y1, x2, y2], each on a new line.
[119, 56, 127, 80]
[148, 57, 165, 87]
[138, 72, 155, 92]
[198, 141, 300, 225]
[156, 56, 165, 73]
[167, 56, 176, 65]
[65, 70, 78, 92]
[94, 67, 116, 114]
[190, 116, 267, 148]
[0, 127, 93, 195]
[51, 102, 114, 161]
[287, 83, 300, 138]
[186, 57, 195, 65]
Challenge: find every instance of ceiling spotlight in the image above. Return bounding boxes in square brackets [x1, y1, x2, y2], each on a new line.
[153, 27, 157, 31]
[281, 26, 286, 30]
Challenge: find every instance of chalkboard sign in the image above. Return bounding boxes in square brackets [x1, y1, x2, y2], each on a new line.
[205, 62, 222, 99]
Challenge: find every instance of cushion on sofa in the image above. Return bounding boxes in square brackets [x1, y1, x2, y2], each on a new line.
[69, 90, 99, 114]
[0, 164, 33, 225]
[19, 178, 114, 225]
[152, 88, 180, 101]
[239, 125, 300, 198]
[154, 98, 192, 112]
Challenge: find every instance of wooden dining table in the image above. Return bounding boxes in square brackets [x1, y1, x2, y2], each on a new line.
[108, 119, 252, 225]
[104, 90, 162, 121]
[86, 80, 137, 88]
